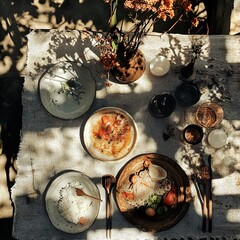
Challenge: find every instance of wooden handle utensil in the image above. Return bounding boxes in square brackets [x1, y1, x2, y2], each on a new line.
[208, 155, 213, 233]
[102, 174, 116, 239]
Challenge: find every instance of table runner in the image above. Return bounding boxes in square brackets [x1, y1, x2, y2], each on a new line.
[12, 30, 240, 239]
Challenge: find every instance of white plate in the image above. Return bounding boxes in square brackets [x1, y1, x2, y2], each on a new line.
[44, 170, 100, 234]
[83, 107, 138, 161]
[38, 62, 96, 120]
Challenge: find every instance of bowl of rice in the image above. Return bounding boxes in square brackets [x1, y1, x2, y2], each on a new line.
[44, 170, 101, 234]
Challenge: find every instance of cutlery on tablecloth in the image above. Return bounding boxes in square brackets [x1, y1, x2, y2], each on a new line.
[208, 155, 213, 233]
[191, 174, 203, 204]
[202, 178, 207, 232]
[192, 173, 207, 231]
[102, 174, 116, 239]
[198, 156, 212, 233]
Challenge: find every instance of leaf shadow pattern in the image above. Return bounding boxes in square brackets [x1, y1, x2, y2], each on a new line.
[0, 0, 109, 77]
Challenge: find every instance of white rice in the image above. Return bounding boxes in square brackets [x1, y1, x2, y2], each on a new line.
[57, 181, 92, 225]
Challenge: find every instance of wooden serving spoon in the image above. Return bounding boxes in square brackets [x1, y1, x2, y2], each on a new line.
[75, 188, 102, 201]
[102, 174, 116, 239]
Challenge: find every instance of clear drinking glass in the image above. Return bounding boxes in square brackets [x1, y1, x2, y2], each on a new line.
[195, 102, 224, 128]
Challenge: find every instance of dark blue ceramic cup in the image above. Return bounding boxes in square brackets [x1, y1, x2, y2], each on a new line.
[149, 92, 176, 118]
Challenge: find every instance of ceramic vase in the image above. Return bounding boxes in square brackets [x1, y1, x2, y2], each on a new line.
[111, 50, 146, 84]
[179, 58, 196, 81]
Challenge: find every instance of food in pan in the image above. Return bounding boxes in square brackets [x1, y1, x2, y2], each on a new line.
[120, 159, 177, 217]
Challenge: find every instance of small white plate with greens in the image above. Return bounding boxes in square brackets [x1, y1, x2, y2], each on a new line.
[38, 62, 96, 120]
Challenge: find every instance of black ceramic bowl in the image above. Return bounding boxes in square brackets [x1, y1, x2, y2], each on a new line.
[149, 92, 176, 118]
[175, 82, 200, 107]
[183, 124, 203, 145]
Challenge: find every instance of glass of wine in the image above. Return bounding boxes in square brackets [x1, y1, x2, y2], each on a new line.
[195, 102, 224, 128]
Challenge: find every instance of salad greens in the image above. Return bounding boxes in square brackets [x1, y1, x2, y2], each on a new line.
[146, 194, 166, 216]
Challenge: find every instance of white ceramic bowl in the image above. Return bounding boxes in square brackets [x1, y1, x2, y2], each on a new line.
[83, 107, 138, 161]
[208, 129, 228, 148]
[149, 56, 170, 76]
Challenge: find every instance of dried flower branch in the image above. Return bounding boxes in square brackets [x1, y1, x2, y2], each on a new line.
[99, 0, 198, 71]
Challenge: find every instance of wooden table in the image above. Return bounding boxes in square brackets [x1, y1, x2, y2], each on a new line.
[12, 30, 240, 239]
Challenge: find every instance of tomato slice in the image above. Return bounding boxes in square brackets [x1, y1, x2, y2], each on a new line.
[122, 191, 134, 200]
[113, 119, 121, 127]
[163, 188, 177, 207]
[97, 127, 111, 141]
[101, 115, 111, 125]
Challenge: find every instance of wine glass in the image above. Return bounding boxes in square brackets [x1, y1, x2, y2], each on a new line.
[195, 102, 224, 128]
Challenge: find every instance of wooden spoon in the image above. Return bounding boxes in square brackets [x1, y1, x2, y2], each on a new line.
[75, 188, 102, 201]
[200, 165, 210, 232]
[102, 174, 116, 239]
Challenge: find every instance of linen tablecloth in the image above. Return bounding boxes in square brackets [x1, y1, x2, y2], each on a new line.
[12, 30, 240, 239]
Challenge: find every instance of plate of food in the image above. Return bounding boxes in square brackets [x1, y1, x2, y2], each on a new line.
[83, 107, 138, 161]
[115, 153, 191, 232]
[38, 61, 96, 120]
[44, 170, 101, 234]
